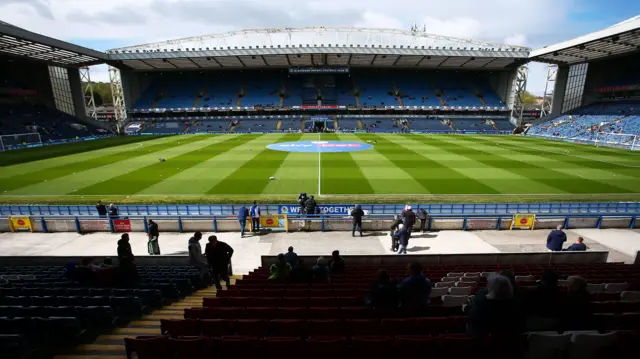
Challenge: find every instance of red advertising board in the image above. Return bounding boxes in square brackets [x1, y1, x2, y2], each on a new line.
[114, 219, 132, 232]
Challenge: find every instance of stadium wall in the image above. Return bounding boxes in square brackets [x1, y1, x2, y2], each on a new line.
[0, 55, 55, 109]
[551, 65, 570, 116]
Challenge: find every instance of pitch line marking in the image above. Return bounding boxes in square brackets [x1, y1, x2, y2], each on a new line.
[318, 132, 322, 196]
[4, 192, 640, 197]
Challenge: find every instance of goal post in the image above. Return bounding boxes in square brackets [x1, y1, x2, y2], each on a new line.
[595, 132, 638, 151]
[0, 132, 43, 151]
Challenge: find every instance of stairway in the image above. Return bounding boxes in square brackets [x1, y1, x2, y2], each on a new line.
[438, 96, 447, 107]
[151, 91, 164, 109]
[392, 81, 403, 106]
[236, 82, 246, 107]
[53, 277, 241, 359]
[229, 121, 240, 133]
[279, 79, 286, 107]
[276, 120, 282, 131]
[193, 85, 207, 107]
[183, 125, 190, 133]
[334, 118, 339, 130]
[300, 119, 306, 132]
[357, 119, 364, 130]
[352, 78, 360, 107]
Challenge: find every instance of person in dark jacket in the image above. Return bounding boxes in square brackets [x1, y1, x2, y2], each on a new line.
[304, 195, 317, 216]
[564, 237, 587, 251]
[417, 208, 429, 233]
[205, 235, 234, 290]
[467, 275, 523, 337]
[117, 233, 137, 286]
[390, 214, 403, 252]
[250, 201, 261, 233]
[329, 250, 346, 274]
[546, 224, 567, 251]
[312, 256, 330, 282]
[525, 270, 564, 318]
[290, 258, 309, 282]
[147, 219, 160, 255]
[96, 200, 107, 217]
[367, 269, 398, 309]
[238, 206, 249, 237]
[188, 232, 208, 272]
[398, 263, 431, 313]
[402, 206, 417, 236]
[108, 203, 119, 219]
[298, 192, 308, 213]
[559, 275, 592, 330]
[395, 224, 410, 255]
[351, 204, 365, 237]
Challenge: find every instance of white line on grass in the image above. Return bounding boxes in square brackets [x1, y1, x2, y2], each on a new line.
[5, 192, 639, 197]
[318, 132, 322, 196]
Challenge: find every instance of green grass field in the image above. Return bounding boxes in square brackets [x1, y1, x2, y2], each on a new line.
[1, 133, 639, 204]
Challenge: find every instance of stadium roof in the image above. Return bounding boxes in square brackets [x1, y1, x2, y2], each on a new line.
[0, 21, 107, 67]
[107, 27, 530, 70]
[529, 15, 640, 65]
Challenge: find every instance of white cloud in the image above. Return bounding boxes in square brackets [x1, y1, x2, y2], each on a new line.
[0, 0, 579, 94]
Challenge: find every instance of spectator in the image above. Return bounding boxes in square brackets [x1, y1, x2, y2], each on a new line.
[546, 224, 567, 251]
[395, 224, 410, 255]
[205, 235, 234, 290]
[564, 237, 587, 251]
[298, 192, 308, 213]
[398, 263, 431, 312]
[467, 275, 523, 337]
[75, 257, 97, 284]
[312, 256, 330, 282]
[329, 250, 346, 274]
[147, 219, 160, 255]
[101, 257, 114, 269]
[290, 259, 309, 282]
[250, 201, 261, 234]
[305, 195, 317, 215]
[108, 203, 119, 218]
[188, 232, 208, 273]
[96, 200, 107, 217]
[560, 275, 592, 330]
[402, 205, 416, 236]
[351, 204, 365, 237]
[238, 205, 249, 237]
[269, 253, 292, 280]
[284, 246, 298, 268]
[389, 214, 403, 252]
[117, 234, 134, 266]
[417, 208, 429, 233]
[474, 270, 520, 301]
[526, 270, 563, 318]
[367, 269, 398, 309]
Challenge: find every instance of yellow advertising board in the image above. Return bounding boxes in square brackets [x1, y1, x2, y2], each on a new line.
[8, 216, 33, 232]
[258, 214, 288, 232]
[511, 214, 536, 230]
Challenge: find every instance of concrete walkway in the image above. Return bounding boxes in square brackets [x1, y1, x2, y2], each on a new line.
[1, 228, 638, 273]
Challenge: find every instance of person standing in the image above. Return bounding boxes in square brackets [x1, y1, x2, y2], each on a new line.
[546, 224, 567, 251]
[298, 192, 308, 214]
[351, 204, 365, 237]
[304, 195, 317, 216]
[109, 203, 119, 219]
[389, 214, 403, 252]
[205, 235, 234, 290]
[402, 205, 417, 237]
[250, 201, 261, 234]
[417, 208, 429, 233]
[238, 205, 249, 237]
[96, 201, 107, 218]
[284, 246, 298, 268]
[188, 232, 208, 273]
[396, 224, 410, 255]
[117, 233, 137, 287]
[147, 219, 160, 255]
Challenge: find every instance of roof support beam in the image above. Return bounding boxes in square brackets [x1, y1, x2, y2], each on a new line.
[139, 59, 156, 69]
[187, 58, 201, 68]
[369, 54, 377, 65]
[236, 56, 246, 67]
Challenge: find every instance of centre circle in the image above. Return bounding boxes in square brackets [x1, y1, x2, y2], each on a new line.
[266, 140, 374, 153]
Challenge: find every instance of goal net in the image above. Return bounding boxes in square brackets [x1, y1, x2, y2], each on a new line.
[595, 132, 638, 151]
[0, 132, 43, 151]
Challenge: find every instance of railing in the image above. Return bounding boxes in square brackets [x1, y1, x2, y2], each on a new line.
[2, 202, 639, 217]
[12, 213, 638, 234]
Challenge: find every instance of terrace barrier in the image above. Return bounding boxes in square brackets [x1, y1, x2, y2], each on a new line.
[2, 202, 640, 217]
[1, 213, 637, 234]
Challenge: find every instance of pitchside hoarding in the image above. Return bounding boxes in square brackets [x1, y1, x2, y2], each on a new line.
[279, 205, 369, 215]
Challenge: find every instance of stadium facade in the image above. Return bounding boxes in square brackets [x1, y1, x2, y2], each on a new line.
[0, 18, 638, 145]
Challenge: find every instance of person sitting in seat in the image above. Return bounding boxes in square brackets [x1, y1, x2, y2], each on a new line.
[269, 253, 291, 280]
[328, 250, 345, 275]
[467, 275, 523, 337]
[290, 259, 309, 283]
[284, 246, 298, 268]
[564, 237, 587, 251]
[367, 269, 398, 309]
[398, 263, 431, 313]
[312, 256, 330, 282]
[559, 275, 592, 330]
[525, 270, 564, 319]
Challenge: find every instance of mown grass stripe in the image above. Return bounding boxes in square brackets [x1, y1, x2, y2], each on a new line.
[319, 133, 375, 194]
[511, 135, 640, 159]
[0, 136, 204, 193]
[468, 136, 637, 193]
[207, 134, 303, 194]
[260, 134, 318, 195]
[77, 135, 256, 195]
[356, 134, 499, 194]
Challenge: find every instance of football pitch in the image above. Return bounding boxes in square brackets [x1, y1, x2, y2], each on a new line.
[1, 133, 640, 204]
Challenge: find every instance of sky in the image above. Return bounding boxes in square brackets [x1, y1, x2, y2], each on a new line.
[0, 0, 638, 95]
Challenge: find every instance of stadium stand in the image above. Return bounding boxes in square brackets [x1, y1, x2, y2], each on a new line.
[0, 263, 211, 358]
[120, 261, 640, 359]
[527, 101, 640, 144]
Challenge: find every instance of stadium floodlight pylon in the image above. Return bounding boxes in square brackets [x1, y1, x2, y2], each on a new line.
[540, 64, 558, 118]
[79, 67, 98, 121]
[109, 65, 127, 133]
[509, 65, 528, 128]
[0, 132, 42, 151]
